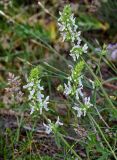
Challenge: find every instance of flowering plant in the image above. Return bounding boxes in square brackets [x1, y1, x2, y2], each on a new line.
[43, 116, 63, 134]
[2, 3, 117, 159]
[23, 66, 49, 115]
[58, 5, 93, 117]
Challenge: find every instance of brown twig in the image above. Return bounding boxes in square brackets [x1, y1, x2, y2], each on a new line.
[103, 82, 117, 90]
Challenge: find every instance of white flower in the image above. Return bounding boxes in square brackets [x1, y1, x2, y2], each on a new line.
[76, 31, 81, 37]
[43, 96, 49, 111]
[70, 53, 78, 61]
[64, 81, 72, 96]
[58, 22, 65, 32]
[37, 80, 44, 90]
[73, 102, 89, 117]
[76, 31, 82, 45]
[70, 45, 81, 61]
[70, 14, 76, 25]
[68, 65, 74, 72]
[84, 97, 93, 108]
[37, 83, 44, 90]
[70, 44, 80, 53]
[23, 82, 34, 89]
[37, 91, 44, 102]
[78, 76, 83, 87]
[62, 32, 67, 42]
[39, 96, 49, 114]
[75, 76, 84, 100]
[55, 116, 63, 126]
[76, 87, 84, 100]
[24, 79, 49, 115]
[30, 104, 35, 114]
[43, 122, 52, 134]
[83, 108, 87, 116]
[71, 33, 76, 43]
[70, 53, 79, 61]
[73, 104, 83, 117]
[82, 44, 88, 53]
[28, 89, 35, 100]
[70, 14, 78, 33]
[43, 117, 63, 134]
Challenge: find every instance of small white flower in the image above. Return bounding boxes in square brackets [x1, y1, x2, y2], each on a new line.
[71, 34, 76, 43]
[37, 80, 44, 90]
[76, 31, 82, 45]
[75, 76, 84, 99]
[70, 44, 80, 53]
[76, 87, 84, 100]
[70, 53, 79, 61]
[75, 91, 79, 100]
[39, 96, 49, 114]
[84, 97, 93, 108]
[30, 104, 35, 114]
[23, 82, 34, 89]
[64, 81, 72, 96]
[70, 14, 75, 25]
[73, 103, 89, 117]
[70, 45, 81, 61]
[37, 91, 44, 102]
[73, 104, 83, 117]
[78, 76, 83, 87]
[24, 79, 49, 115]
[83, 108, 87, 116]
[76, 31, 81, 37]
[58, 11, 62, 16]
[43, 117, 63, 134]
[62, 32, 67, 42]
[43, 122, 52, 134]
[82, 43, 88, 53]
[68, 65, 74, 72]
[55, 116, 63, 126]
[43, 96, 49, 111]
[28, 89, 35, 100]
[58, 22, 65, 32]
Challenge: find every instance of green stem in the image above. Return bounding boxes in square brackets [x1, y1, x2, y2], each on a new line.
[81, 57, 116, 110]
[43, 114, 82, 159]
[58, 132, 82, 160]
[89, 114, 117, 160]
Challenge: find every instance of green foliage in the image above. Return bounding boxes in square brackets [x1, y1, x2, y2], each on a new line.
[72, 61, 84, 83]
[15, 24, 50, 42]
[77, 13, 109, 31]
[58, 4, 76, 41]
[29, 66, 43, 81]
[60, 5, 72, 23]
[40, 156, 54, 160]
[98, 0, 117, 35]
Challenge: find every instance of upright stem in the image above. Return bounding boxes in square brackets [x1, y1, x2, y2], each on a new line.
[43, 114, 82, 160]
[58, 132, 82, 160]
[81, 57, 116, 110]
[89, 114, 117, 160]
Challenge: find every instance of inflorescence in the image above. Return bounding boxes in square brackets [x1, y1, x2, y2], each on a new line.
[23, 66, 49, 115]
[58, 5, 93, 117]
